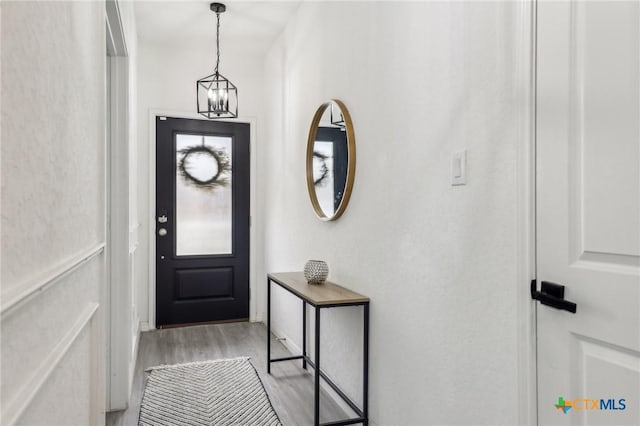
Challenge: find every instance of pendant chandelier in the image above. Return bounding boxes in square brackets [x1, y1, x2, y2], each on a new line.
[197, 3, 238, 119]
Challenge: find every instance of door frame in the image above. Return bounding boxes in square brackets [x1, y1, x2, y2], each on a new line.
[515, 0, 537, 425]
[147, 109, 258, 329]
[106, 0, 136, 412]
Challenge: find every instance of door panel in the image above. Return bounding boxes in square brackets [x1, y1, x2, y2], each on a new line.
[536, 1, 640, 425]
[174, 267, 233, 299]
[156, 117, 250, 327]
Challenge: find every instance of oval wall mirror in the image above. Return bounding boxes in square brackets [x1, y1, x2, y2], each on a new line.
[306, 99, 356, 221]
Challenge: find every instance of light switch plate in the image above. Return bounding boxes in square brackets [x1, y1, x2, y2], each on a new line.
[452, 150, 467, 186]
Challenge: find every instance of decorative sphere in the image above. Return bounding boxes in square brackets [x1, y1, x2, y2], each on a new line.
[304, 260, 329, 284]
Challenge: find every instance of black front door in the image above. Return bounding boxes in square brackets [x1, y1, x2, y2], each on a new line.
[156, 117, 250, 327]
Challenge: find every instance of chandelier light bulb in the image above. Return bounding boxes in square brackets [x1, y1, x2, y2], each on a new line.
[208, 86, 228, 114]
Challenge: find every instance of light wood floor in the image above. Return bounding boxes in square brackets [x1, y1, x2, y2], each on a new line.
[106, 322, 346, 426]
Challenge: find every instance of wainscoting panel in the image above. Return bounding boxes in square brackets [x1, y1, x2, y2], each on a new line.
[0, 253, 104, 426]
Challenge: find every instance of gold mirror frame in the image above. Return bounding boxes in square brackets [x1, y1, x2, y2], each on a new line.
[306, 99, 356, 221]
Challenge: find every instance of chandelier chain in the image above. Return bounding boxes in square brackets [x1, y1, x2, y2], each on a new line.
[215, 11, 221, 75]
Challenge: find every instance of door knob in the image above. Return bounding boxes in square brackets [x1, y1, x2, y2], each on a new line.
[531, 280, 577, 313]
[158, 228, 167, 237]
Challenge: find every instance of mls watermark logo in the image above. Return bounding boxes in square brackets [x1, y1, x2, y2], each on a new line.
[555, 396, 626, 414]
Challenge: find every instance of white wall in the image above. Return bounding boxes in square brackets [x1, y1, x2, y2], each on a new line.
[136, 38, 266, 328]
[263, 2, 522, 425]
[1, 1, 106, 425]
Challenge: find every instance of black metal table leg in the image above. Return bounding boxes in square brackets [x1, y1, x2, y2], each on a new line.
[302, 300, 307, 370]
[363, 303, 369, 426]
[267, 277, 271, 374]
[314, 306, 321, 426]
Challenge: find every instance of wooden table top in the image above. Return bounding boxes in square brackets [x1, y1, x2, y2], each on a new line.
[268, 272, 369, 306]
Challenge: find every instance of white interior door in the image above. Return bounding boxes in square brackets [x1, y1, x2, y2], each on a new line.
[536, 1, 640, 425]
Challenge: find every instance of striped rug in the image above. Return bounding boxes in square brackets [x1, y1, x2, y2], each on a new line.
[138, 357, 282, 426]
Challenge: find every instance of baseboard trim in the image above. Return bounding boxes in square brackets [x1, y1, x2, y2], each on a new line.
[1, 303, 100, 426]
[1, 243, 105, 317]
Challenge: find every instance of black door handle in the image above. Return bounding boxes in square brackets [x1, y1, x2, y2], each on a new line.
[531, 280, 577, 313]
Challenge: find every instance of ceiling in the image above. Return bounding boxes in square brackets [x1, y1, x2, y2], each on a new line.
[134, 1, 300, 51]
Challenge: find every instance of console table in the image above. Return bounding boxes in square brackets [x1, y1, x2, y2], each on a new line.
[266, 272, 370, 426]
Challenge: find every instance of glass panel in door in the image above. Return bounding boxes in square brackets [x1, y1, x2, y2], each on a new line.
[175, 133, 232, 256]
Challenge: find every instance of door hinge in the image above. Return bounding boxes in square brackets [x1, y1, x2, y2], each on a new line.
[249, 215, 252, 227]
